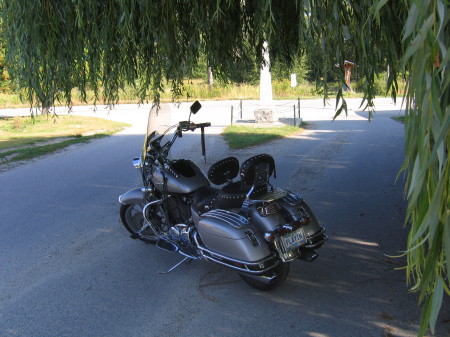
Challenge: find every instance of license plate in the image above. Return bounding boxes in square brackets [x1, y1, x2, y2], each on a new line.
[281, 228, 306, 251]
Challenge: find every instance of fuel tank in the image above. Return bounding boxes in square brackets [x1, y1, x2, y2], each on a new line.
[196, 209, 271, 262]
[152, 159, 209, 194]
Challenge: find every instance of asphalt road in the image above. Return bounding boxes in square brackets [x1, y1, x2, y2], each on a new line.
[0, 99, 449, 337]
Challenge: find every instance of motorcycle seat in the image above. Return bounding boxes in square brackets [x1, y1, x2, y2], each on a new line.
[209, 153, 277, 209]
[192, 185, 219, 213]
[192, 157, 245, 213]
[193, 182, 247, 214]
[208, 157, 247, 209]
[192, 183, 245, 213]
[207, 157, 240, 185]
[240, 154, 276, 198]
[193, 154, 277, 213]
[214, 180, 247, 208]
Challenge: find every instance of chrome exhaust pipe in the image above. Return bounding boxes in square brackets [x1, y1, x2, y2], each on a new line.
[298, 249, 318, 262]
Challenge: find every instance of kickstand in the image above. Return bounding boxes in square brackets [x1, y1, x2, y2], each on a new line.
[157, 256, 192, 274]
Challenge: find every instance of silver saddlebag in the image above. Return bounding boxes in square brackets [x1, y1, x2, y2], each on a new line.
[196, 209, 272, 263]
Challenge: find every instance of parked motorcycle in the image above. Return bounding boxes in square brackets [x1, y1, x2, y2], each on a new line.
[119, 101, 327, 290]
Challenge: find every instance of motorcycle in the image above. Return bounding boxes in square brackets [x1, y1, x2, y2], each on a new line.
[119, 101, 327, 290]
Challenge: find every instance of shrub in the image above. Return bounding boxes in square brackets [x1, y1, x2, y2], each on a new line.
[354, 73, 388, 96]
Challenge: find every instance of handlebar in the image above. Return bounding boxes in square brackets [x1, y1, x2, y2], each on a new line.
[195, 122, 211, 128]
[146, 121, 211, 164]
[178, 121, 211, 131]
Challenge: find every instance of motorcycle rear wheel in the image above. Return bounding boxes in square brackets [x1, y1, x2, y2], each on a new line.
[238, 262, 290, 291]
[119, 203, 158, 244]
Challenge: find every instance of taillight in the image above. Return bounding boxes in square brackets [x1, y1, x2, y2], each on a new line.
[293, 217, 310, 227]
[292, 220, 303, 228]
[277, 224, 294, 235]
[265, 220, 309, 242]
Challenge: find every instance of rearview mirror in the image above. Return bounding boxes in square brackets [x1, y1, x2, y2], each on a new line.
[190, 101, 202, 114]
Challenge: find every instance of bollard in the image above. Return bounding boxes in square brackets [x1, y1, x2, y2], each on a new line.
[298, 97, 301, 119]
[240, 99, 243, 119]
[231, 106, 234, 125]
[293, 105, 296, 126]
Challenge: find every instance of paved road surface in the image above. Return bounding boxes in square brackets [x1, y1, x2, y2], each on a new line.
[0, 99, 449, 337]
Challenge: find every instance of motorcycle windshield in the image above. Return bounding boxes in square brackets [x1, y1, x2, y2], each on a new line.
[142, 103, 173, 161]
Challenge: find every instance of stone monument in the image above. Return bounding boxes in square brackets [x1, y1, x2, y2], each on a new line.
[255, 42, 275, 123]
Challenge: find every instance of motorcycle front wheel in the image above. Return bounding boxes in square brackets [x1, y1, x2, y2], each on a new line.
[119, 203, 158, 244]
[238, 262, 290, 291]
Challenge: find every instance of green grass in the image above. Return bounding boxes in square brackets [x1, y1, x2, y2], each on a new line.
[0, 134, 110, 162]
[223, 124, 304, 149]
[0, 76, 407, 109]
[392, 116, 405, 124]
[0, 115, 130, 164]
[0, 80, 368, 108]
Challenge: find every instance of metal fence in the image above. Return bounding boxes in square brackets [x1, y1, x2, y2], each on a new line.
[228, 98, 302, 125]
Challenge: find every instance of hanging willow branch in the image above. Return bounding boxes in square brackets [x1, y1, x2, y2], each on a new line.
[2, 0, 400, 109]
[1, 1, 449, 335]
[397, 1, 450, 335]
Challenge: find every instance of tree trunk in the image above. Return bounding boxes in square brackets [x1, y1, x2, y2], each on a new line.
[37, 93, 52, 116]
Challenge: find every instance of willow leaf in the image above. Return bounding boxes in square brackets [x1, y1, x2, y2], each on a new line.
[407, 154, 424, 199]
[440, 46, 450, 70]
[443, 221, 450, 292]
[403, 233, 430, 255]
[429, 277, 444, 335]
[403, 3, 418, 42]
[411, 171, 444, 244]
[436, 0, 445, 34]
[418, 291, 432, 337]
[402, 13, 435, 65]
[373, 0, 389, 24]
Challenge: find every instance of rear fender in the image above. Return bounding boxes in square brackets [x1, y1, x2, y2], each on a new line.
[119, 188, 145, 205]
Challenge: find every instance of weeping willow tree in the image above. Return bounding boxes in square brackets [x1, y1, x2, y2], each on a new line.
[400, 1, 450, 335]
[1, 0, 449, 335]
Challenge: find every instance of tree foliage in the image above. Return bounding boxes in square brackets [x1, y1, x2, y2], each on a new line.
[1, 1, 449, 335]
[399, 1, 450, 335]
[3, 0, 399, 108]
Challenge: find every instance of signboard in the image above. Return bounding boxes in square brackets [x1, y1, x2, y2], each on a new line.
[290, 74, 297, 87]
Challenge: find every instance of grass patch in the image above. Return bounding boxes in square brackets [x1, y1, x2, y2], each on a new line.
[223, 124, 303, 149]
[0, 115, 130, 164]
[0, 78, 405, 108]
[0, 134, 110, 162]
[392, 116, 405, 124]
[0, 115, 129, 149]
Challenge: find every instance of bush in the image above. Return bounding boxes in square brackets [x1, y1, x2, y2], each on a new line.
[354, 73, 388, 96]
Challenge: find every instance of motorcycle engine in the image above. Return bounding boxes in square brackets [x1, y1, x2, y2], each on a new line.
[143, 195, 190, 235]
[166, 195, 191, 224]
[169, 224, 192, 243]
